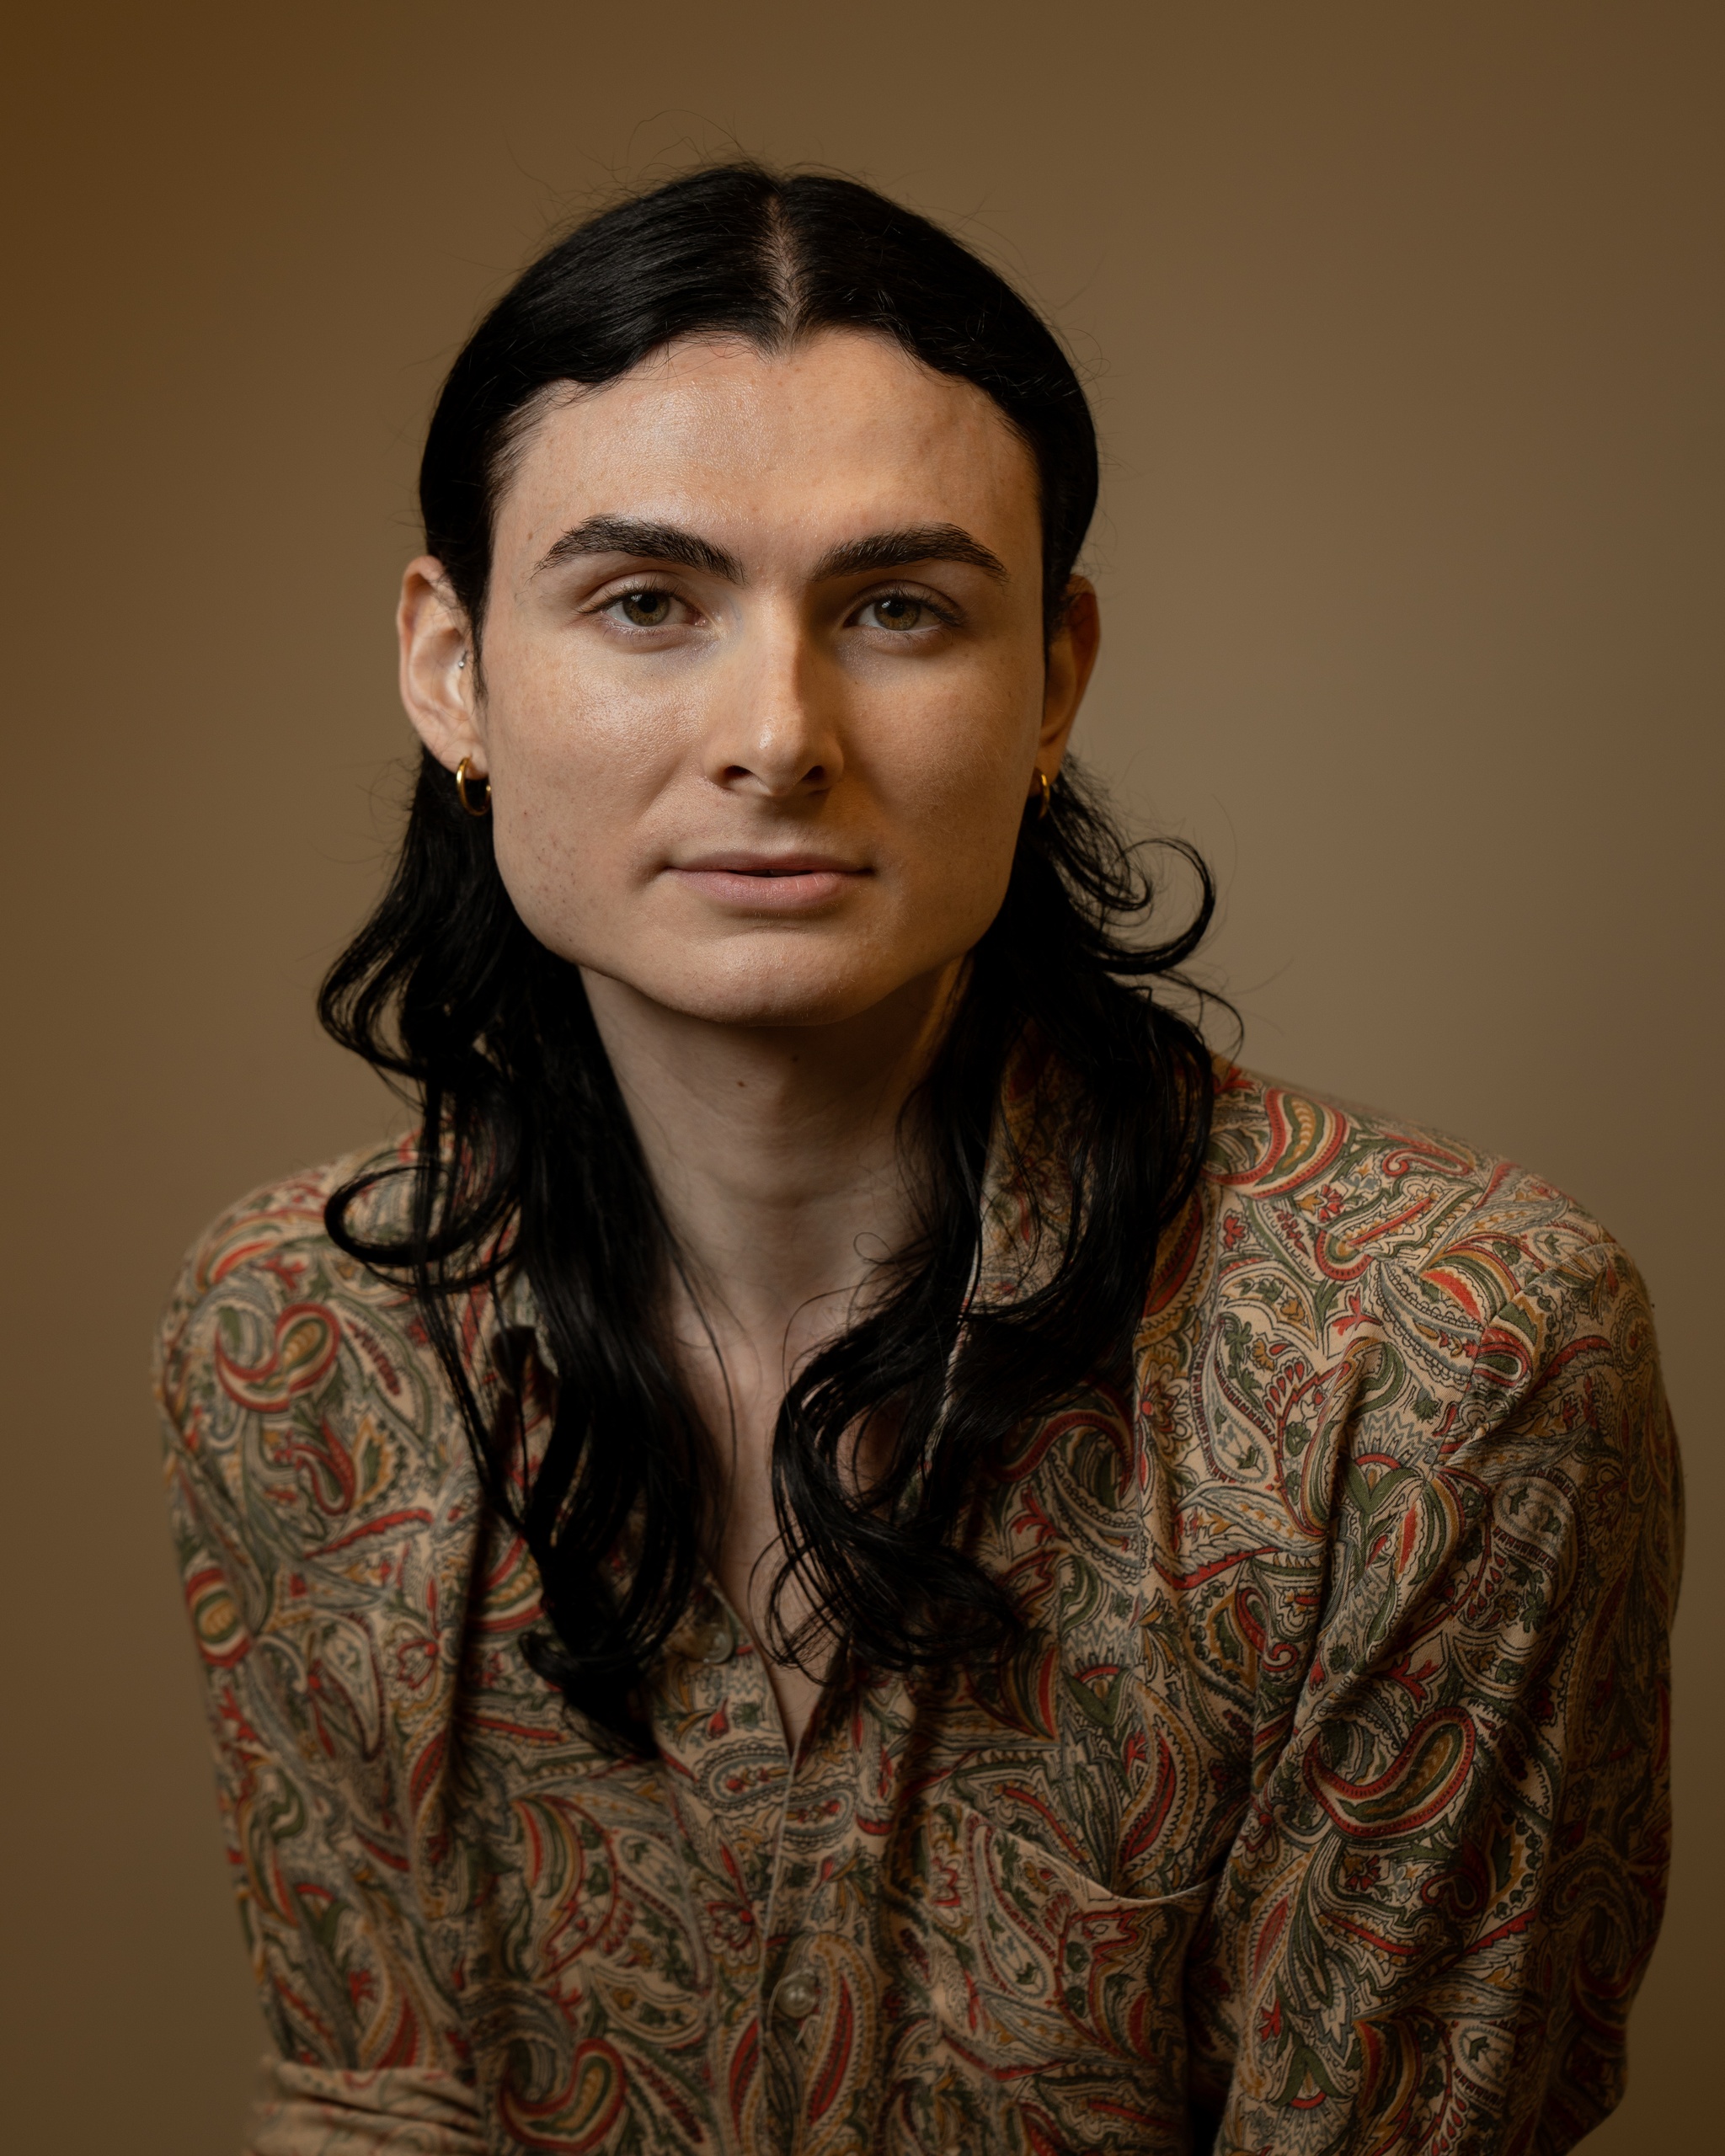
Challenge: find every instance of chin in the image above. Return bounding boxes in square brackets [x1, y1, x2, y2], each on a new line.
[654, 970, 884, 1030]
[622, 940, 917, 1030]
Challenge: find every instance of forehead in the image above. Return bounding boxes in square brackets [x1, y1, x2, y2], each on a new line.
[493, 329, 1041, 565]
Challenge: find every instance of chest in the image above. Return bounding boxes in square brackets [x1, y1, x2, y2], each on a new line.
[435, 1386, 1256, 2154]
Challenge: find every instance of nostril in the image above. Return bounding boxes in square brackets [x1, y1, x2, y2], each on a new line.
[717, 761, 833, 794]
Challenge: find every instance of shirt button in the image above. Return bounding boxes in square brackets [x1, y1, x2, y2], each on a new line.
[772, 1968, 821, 2021]
[687, 1619, 734, 1666]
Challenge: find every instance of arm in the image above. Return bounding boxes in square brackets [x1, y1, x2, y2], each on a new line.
[1186, 1239, 1680, 2154]
[247, 2063, 484, 2156]
[157, 1203, 486, 2156]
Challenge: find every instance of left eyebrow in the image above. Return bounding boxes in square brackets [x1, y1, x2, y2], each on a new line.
[808, 524, 1009, 584]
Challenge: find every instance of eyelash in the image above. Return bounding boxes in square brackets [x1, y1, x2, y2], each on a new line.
[857, 585, 959, 631]
[594, 581, 685, 624]
[589, 579, 961, 631]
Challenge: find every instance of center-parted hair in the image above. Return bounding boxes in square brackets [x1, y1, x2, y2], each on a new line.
[320, 164, 1217, 1752]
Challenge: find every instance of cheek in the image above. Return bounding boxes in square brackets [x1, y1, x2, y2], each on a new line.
[478, 661, 695, 947]
[878, 664, 1041, 884]
[491, 648, 693, 800]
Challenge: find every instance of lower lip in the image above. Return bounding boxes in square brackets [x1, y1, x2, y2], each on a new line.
[669, 867, 865, 910]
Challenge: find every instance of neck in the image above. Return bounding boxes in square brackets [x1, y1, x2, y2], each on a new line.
[580, 964, 962, 1366]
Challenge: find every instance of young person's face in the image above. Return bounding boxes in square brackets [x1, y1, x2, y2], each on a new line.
[399, 329, 1097, 1031]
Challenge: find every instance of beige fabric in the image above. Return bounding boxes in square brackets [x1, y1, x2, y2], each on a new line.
[158, 1062, 1680, 2154]
[247, 2059, 484, 2156]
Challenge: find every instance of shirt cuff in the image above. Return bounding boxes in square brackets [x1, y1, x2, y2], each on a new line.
[245, 2057, 485, 2156]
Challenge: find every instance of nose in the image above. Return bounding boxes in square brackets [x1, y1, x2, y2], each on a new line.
[704, 608, 844, 800]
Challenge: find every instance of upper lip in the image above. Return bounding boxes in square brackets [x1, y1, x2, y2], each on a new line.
[671, 851, 868, 875]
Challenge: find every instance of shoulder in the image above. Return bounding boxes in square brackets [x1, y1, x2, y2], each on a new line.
[1189, 1063, 1663, 1448]
[153, 1137, 459, 1556]
[1205, 1061, 1623, 1307]
[1146, 1070, 1680, 1657]
[156, 1134, 419, 1378]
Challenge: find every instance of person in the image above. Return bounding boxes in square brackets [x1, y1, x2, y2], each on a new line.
[155, 165, 1680, 2156]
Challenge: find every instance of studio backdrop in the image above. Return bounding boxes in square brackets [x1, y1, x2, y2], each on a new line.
[3, 4, 1716, 2150]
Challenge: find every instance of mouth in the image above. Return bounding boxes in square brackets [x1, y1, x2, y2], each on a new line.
[665, 851, 871, 911]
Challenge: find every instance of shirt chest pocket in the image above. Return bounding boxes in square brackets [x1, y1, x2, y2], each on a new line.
[883, 1796, 1216, 2153]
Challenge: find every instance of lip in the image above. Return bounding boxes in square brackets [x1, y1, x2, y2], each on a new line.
[666, 851, 871, 910]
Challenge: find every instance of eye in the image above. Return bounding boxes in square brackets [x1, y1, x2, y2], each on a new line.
[857, 593, 937, 632]
[606, 588, 677, 628]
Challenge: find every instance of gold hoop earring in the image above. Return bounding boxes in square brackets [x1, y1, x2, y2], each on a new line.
[1033, 766, 1052, 819]
[455, 755, 491, 818]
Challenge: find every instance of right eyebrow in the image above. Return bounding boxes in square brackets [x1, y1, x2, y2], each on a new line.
[534, 515, 743, 581]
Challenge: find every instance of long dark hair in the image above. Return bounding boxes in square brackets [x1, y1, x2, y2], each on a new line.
[320, 165, 1218, 1752]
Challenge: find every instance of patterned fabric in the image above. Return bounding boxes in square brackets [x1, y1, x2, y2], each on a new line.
[156, 1059, 1680, 2155]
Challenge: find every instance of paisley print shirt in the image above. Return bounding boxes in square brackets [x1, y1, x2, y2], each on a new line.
[155, 1061, 1680, 2156]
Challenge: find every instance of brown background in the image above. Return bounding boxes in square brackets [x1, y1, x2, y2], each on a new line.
[2, 3, 1717, 2147]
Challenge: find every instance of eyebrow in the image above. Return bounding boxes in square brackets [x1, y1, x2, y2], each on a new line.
[535, 515, 742, 580]
[533, 515, 1008, 586]
[809, 525, 1009, 584]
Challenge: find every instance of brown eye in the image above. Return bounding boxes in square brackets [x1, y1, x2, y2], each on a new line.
[615, 590, 674, 627]
[864, 595, 927, 631]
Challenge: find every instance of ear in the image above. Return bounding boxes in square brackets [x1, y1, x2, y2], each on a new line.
[1036, 576, 1100, 784]
[398, 556, 486, 774]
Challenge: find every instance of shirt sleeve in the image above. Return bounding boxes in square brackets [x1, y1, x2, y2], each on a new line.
[155, 1238, 484, 2156]
[1183, 1235, 1681, 2154]
[246, 2059, 484, 2155]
